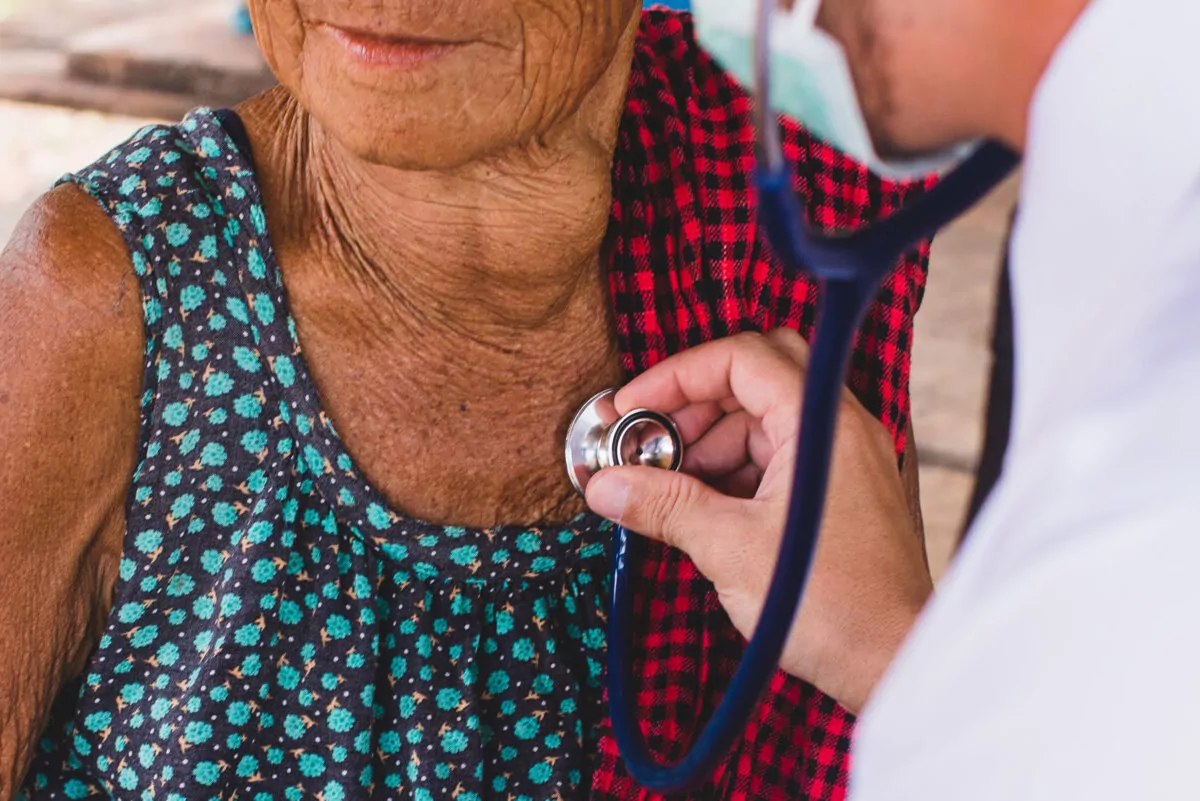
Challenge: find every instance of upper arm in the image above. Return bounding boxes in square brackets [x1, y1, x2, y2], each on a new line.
[901, 420, 925, 531]
[0, 184, 144, 794]
[900, 419, 929, 571]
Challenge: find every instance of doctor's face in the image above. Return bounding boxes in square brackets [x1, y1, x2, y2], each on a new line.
[249, 0, 643, 169]
[816, 0, 994, 158]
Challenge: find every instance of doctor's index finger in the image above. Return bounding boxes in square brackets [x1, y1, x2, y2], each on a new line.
[613, 330, 805, 424]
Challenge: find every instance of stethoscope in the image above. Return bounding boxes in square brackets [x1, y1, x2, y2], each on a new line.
[563, 0, 1021, 792]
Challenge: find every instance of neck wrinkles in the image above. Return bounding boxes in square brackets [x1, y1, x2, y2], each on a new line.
[305, 118, 616, 332]
[254, 21, 637, 339]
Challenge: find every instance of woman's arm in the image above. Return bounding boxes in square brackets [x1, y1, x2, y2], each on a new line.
[0, 185, 143, 796]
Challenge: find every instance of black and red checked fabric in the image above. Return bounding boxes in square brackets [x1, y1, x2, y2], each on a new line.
[590, 10, 932, 801]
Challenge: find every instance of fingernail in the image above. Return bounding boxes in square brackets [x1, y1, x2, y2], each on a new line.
[586, 471, 633, 524]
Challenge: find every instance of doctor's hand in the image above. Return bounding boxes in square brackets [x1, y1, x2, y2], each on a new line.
[584, 329, 933, 714]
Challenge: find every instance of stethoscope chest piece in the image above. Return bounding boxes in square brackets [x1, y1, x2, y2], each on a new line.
[565, 388, 684, 496]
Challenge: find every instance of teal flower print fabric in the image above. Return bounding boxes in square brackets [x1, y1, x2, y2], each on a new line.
[20, 109, 611, 801]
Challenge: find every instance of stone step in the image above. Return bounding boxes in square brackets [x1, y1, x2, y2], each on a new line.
[0, 70, 196, 120]
[0, 47, 192, 119]
[61, 3, 273, 109]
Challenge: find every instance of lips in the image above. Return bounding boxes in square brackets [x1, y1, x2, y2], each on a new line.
[320, 24, 467, 69]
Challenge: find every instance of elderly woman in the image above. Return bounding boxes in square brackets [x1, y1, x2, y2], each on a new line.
[0, 3, 931, 800]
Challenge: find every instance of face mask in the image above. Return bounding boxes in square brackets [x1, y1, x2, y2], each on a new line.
[691, 0, 980, 182]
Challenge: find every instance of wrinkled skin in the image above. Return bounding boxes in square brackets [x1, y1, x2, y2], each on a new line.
[232, 0, 646, 527]
[249, 0, 640, 169]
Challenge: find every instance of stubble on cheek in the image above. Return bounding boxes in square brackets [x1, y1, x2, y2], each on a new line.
[814, 0, 905, 155]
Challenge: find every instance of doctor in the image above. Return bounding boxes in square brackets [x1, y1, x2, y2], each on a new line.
[585, 0, 1200, 797]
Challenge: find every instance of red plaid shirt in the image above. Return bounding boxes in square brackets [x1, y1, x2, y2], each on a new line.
[590, 10, 930, 800]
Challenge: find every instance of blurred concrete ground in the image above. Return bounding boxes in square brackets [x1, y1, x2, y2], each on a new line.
[916, 177, 1017, 576]
[0, 0, 268, 116]
[0, 102, 155, 241]
[0, 0, 1019, 579]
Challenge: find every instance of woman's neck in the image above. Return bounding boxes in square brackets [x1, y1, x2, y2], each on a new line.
[242, 25, 635, 341]
[308, 116, 615, 331]
[232, 39, 640, 524]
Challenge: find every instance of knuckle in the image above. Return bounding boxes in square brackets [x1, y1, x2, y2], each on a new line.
[731, 330, 772, 354]
[765, 326, 811, 364]
[764, 326, 799, 345]
[732, 330, 766, 345]
[651, 475, 703, 549]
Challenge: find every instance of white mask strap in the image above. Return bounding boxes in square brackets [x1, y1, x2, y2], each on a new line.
[788, 0, 823, 29]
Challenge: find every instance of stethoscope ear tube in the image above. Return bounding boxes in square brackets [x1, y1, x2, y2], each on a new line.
[606, 153, 1018, 793]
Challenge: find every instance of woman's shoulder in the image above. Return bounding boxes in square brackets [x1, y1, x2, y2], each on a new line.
[0, 183, 145, 497]
[54, 107, 266, 308]
[1, 178, 142, 335]
[2, 181, 141, 328]
[61, 108, 249, 232]
[0, 107, 263, 429]
[0, 117, 182, 385]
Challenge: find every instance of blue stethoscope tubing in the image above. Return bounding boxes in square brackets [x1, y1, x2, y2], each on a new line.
[606, 1, 1020, 794]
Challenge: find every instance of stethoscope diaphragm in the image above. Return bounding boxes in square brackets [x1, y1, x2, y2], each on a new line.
[564, 388, 683, 496]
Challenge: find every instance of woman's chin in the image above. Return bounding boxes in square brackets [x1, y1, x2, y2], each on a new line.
[305, 99, 514, 172]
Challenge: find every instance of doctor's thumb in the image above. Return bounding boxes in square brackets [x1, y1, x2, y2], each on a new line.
[585, 466, 739, 559]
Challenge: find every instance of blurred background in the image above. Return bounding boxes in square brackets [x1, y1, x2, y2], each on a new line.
[0, 0, 1018, 579]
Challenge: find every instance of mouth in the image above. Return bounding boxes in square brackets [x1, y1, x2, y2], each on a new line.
[319, 24, 467, 69]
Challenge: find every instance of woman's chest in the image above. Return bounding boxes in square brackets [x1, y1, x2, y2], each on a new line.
[286, 293, 625, 529]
